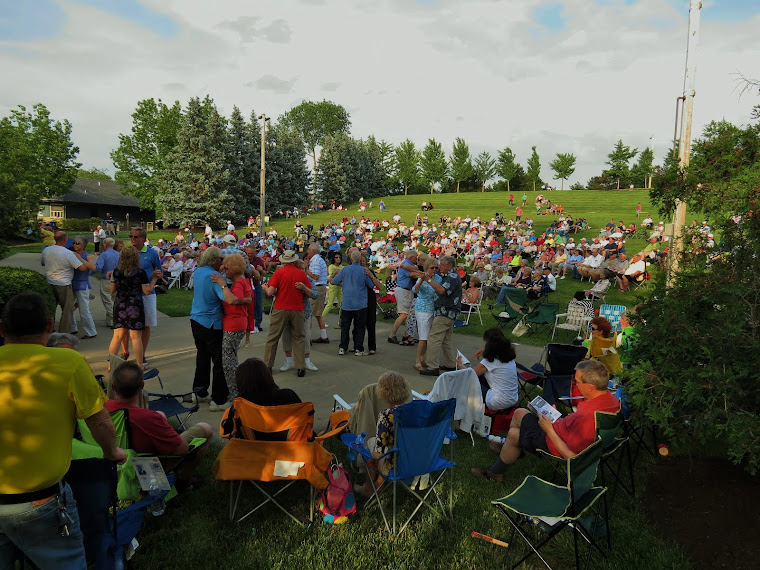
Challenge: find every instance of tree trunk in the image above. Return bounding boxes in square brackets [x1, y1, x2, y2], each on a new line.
[561, 178, 564, 191]
[312, 152, 318, 199]
[456, 180, 460, 193]
[404, 185, 408, 195]
[430, 182, 434, 194]
[532, 181, 536, 192]
[482, 182, 485, 192]
[507, 179, 510, 193]
[617, 178, 620, 190]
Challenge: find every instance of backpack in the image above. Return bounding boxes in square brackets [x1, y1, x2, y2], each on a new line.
[318, 464, 356, 524]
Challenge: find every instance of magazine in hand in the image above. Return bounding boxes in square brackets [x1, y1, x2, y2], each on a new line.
[529, 396, 562, 423]
[456, 350, 470, 367]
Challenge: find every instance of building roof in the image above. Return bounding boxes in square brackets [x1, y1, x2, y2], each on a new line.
[43, 178, 142, 208]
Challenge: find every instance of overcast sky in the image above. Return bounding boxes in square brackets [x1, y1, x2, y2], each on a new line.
[2, 0, 759, 187]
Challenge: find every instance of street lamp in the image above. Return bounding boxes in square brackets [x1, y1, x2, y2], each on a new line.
[258, 114, 271, 238]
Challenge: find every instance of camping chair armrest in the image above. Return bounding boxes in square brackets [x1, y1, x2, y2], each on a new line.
[555, 312, 569, 318]
[315, 409, 350, 441]
[333, 394, 353, 411]
[146, 387, 204, 399]
[446, 428, 457, 440]
[411, 390, 429, 400]
[535, 448, 566, 465]
[357, 446, 398, 462]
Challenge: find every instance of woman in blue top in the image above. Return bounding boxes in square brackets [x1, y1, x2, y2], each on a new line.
[413, 258, 440, 372]
[71, 237, 98, 339]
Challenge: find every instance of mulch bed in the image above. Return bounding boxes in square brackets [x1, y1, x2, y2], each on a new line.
[642, 456, 760, 569]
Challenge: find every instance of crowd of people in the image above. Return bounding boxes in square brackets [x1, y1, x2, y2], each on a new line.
[5, 194, 697, 565]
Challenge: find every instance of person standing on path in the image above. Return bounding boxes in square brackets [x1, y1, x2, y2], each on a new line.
[128, 227, 162, 364]
[417, 255, 462, 376]
[332, 249, 377, 356]
[95, 238, 121, 328]
[190, 247, 248, 406]
[263, 250, 310, 377]
[70, 237, 98, 340]
[305, 244, 330, 344]
[388, 250, 419, 345]
[42, 231, 88, 334]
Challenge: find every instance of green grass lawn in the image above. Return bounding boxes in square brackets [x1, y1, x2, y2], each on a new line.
[131, 433, 690, 569]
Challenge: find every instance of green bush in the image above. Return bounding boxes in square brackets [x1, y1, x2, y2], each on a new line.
[58, 217, 102, 232]
[0, 267, 56, 317]
[0, 240, 8, 260]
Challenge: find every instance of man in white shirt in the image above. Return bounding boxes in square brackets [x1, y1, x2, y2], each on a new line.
[618, 255, 647, 291]
[542, 267, 557, 291]
[42, 231, 89, 333]
[306, 244, 330, 343]
[577, 251, 604, 280]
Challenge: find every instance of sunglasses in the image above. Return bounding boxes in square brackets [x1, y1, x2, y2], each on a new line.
[129, 235, 141, 239]
[73, 242, 82, 245]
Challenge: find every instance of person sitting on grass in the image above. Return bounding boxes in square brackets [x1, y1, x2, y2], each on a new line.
[353, 370, 412, 497]
[472, 360, 619, 482]
[106, 362, 213, 491]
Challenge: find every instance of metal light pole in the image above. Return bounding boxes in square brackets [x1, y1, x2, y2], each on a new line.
[670, 0, 702, 278]
[258, 114, 270, 238]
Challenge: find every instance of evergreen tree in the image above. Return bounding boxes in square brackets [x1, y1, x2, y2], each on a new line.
[377, 139, 396, 193]
[631, 147, 655, 189]
[449, 137, 473, 193]
[225, 106, 260, 218]
[496, 147, 519, 193]
[473, 151, 496, 192]
[158, 97, 231, 227]
[604, 139, 638, 189]
[264, 122, 310, 212]
[420, 138, 448, 194]
[526, 145, 542, 192]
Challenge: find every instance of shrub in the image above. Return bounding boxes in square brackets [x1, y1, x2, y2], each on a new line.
[0, 267, 57, 317]
[0, 240, 8, 260]
[570, 182, 585, 191]
[58, 217, 102, 232]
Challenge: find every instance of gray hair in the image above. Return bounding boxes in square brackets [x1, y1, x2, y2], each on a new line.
[405, 250, 418, 260]
[350, 249, 361, 263]
[103, 237, 115, 248]
[574, 360, 609, 390]
[47, 332, 80, 349]
[199, 246, 223, 267]
[440, 255, 455, 268]
[308, 243, 322, 254]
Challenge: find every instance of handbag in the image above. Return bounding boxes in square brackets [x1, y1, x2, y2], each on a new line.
[511, 320, 530, 337]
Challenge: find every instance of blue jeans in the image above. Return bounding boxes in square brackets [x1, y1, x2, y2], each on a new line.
[0, 483, 86, 569]
[495, 285, 513, 305]
[254, 282, 263, 329]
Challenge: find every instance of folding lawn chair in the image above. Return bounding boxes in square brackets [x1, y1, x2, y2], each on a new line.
[552, 300, 594, 341]
[492, 438, 609, 570]
[586, 279, 610, 303]
[341, 398, 457, 535]
[522, 302, 559, 336]
[462, 288, 485, 325]
[595, 411, 633, 512]
[214, 399, 349, 525]
[377, 292, 397, 319]
[491, 288, 530, 331]
[599, 304, 626, 333]
[333, 383, 412, 439]
[516, 344, 588, 406]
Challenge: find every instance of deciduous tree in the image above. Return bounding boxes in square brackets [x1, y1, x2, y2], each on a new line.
[496, 147, 519, 193]
[420, 138, 448, 194]
[0, 104, 80, 237]
[279, 100, 351, 199]
[526, 145, 542, 192]
[603, 139, 638, 190]
[394, 139, 421, 195]
[449, 137, 473, 193]
[111, 98, 182, 210]
[631, 147, 655, 189]
[473, 151, 496, 192]
[549, 152, 576, 190]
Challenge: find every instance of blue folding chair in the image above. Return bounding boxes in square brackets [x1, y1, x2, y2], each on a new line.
[342, 398, 457, 534]
[599, 304, 626, 333]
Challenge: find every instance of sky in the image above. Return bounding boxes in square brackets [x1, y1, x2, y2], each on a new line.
[1, 0, 759, 188]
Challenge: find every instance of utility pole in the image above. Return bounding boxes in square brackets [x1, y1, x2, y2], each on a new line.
[670, 0, 702, 278]
[258, 114, 270, 238]
[649, 135, 654, 189]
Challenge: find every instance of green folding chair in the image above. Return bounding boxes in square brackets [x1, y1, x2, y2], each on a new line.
[491, 288, 530, 331]
[523, 302, 559, 336]
[492, 438, 609, 570]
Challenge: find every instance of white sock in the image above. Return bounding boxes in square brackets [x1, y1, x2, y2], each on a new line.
[286, 356, 293, 365]
[305, 357, 312, 365]
[320, 328, 327, 339]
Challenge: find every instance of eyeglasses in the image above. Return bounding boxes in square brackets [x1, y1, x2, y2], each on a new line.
[591, 326, 599, 331]
[129, 235, 141, 240]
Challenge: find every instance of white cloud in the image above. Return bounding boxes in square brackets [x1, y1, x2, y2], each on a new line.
[1, 0, 758, 189]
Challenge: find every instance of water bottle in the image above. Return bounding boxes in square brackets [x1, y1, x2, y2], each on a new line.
[346, 431, 366, 462]
[147, 477, 165, 516]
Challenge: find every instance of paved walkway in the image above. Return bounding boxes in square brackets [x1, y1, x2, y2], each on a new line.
[2, 253, 543, 430]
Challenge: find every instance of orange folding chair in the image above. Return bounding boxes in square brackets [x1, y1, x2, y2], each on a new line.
[213, 399, 349, 525]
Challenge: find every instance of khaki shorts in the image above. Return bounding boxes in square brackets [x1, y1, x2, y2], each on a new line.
[394, 287, 414, 314]
[311, 285, 327, 317]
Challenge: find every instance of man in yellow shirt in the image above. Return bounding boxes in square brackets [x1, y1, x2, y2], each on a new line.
[0, 293, 126, 568]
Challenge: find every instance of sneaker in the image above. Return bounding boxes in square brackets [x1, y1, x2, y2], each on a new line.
[560, 275, 566, 279]
[197, 394, 212, 403]
[338, 348, 345, 355]
[305, 361, 319, 371]
[209, 400, 232, 412]
[279, 361, 294, 372]
[355, 350, 368, 356]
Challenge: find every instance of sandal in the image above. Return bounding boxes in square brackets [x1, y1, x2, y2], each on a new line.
[387, 337, 399, 344]
[414, 363, 425, 372]
[121, 352, 130, 360]
[398, 339, 414, 346]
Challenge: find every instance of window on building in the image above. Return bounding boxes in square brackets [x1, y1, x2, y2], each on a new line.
[51, 207, 64, 218]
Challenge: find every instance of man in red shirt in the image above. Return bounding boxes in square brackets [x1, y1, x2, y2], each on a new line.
[106, 362, 212, 488]
[263, 250, 310, 377]
[472, 360, 619, 482]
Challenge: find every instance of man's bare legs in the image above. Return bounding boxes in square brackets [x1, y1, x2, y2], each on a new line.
[499, 408, 531, 465]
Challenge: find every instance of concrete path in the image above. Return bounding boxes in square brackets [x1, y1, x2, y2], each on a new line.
[2, 253, 544, 429]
